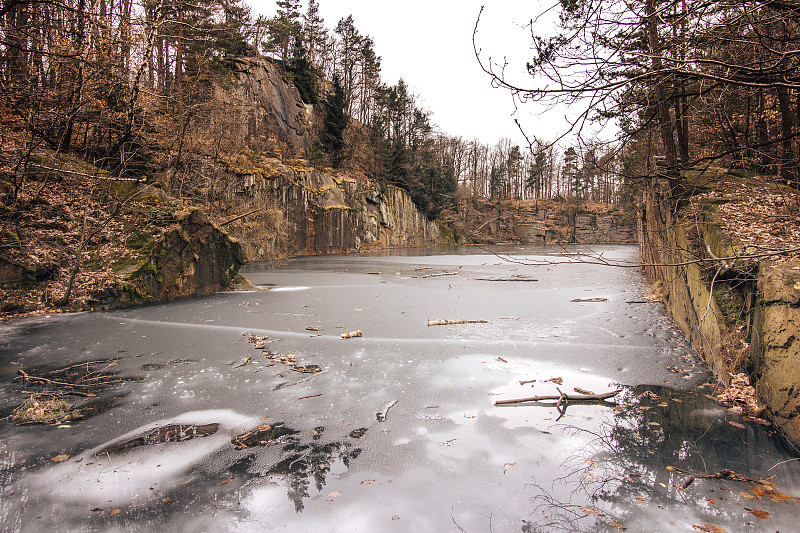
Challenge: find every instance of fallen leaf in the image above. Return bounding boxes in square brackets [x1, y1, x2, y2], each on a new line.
[692, 525, 728, 533]
[607, 520, 627, 531]
[635, 496, 648, 503]
[221, 474, 235, 486]
[705, 498, 718, 505]
[51, 454, 70, 462]
[658, 402, 669, 407]
[739, 490, 759, 500]
[580, 507, 605, 516]
[545, 377, 563, 384]
[729, 421, 746, 429]
[110, 509, 121, 517]
[327, 491, 341, 498]
[744, 508, 769, 519]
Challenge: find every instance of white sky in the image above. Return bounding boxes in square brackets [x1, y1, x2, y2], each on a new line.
[250, 0, 572, 147]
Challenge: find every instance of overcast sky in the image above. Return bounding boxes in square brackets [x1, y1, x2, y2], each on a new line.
[251, 1, 569, 147]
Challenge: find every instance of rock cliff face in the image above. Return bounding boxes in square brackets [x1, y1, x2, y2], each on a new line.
[512, 211, 636, 244]
[463, 198, 636, 244]
[118, 207, 244, 305]
[208, 57, 313, 157]
[639, 178, 800, 445]
[227, 162, 455, 259]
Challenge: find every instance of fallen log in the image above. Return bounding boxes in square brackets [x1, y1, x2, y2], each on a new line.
[494, 389, 622, 406]
[427, 319, 488, 326]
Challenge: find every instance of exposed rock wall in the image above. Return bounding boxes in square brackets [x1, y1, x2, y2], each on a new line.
[207, 57, 313, 157]
[227, 163, 455, 259]
[639, 177, 800, 445]
[513, 211, 636, 244]
[750, 264, 800, 441]
[117, 207, 244, 305]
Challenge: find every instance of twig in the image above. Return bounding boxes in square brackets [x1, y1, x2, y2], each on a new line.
[219, 206, 264, 227]
[297, 393, 322, 400]
[475, 277, 538, 282]
[421, 272, 460, 278]
[494, 390, 622, 405]
[768, 457, 800, 471]
[427, 319, 488, 326]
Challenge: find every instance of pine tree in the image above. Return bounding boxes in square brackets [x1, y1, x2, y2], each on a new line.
[322, 77, 349, 167]
[303, 0, 326, 66]
[265, 0, 302, 64]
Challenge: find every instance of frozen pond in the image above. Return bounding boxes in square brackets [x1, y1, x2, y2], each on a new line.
[2, 245, 800, 532]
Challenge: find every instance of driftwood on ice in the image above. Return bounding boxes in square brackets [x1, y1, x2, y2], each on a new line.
[494, 389, 622, 406]
[427, 319, 488, 326]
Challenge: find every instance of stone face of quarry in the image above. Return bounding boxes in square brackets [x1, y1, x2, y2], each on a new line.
[639, 178, 800, 446]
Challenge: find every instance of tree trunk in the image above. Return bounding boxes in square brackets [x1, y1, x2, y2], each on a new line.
[777, 85, 796, 186]
[645, 0, 680, 193]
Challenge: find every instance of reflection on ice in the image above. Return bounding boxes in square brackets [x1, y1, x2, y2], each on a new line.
[22, 410, 256, 507]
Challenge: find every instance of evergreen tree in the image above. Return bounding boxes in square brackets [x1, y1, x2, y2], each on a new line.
[288, 37, 317, 104]
[303, 0, 326, 66]
[265, 0, 302, 64]
[322, 77, 349, 167]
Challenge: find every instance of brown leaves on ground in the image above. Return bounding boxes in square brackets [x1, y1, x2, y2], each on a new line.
[715, 373, 762, 416]
[12, 395, 77, 425]
[744, 508, 770, 519]
[1, 167, 173, 316]
[697, 183, 800, 264]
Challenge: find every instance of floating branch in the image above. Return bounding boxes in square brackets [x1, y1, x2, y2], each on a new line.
[297, 393, 322, 400]
[422, 272, 460, 278]
[494, 389, 622, 405]
[427, 319, 488, 326]
[475, 277, 538, 282]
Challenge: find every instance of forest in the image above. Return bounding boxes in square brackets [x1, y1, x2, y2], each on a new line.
[1, 0, 799, 229]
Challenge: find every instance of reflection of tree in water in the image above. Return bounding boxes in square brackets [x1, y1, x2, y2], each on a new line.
[523, 384, 800, 532]
[268, 440, 362, 512]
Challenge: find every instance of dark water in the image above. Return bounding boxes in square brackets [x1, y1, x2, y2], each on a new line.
[1, 245, 799, 532]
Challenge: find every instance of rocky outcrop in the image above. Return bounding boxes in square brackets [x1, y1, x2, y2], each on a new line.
[464, 198, 635, 244]
[208, 57, 313, 157]
[750, 263, 800, 440]
[119, 207, 244, 304]
[225, 161, 455, 259]
[512, 210, 636, 244]
[639, 177, 800, 444]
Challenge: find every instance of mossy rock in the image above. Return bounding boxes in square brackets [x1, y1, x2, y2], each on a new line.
[126, 230, 155, 251]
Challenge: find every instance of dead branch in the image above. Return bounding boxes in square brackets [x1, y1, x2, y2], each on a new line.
[427, 319, 489, 326]
[220, 206, 264, 227]
[297, 393, 322, 400]
[475, 277, 538, 282]
[421, 272, 460, 278]
[494, 389, 622, 405]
